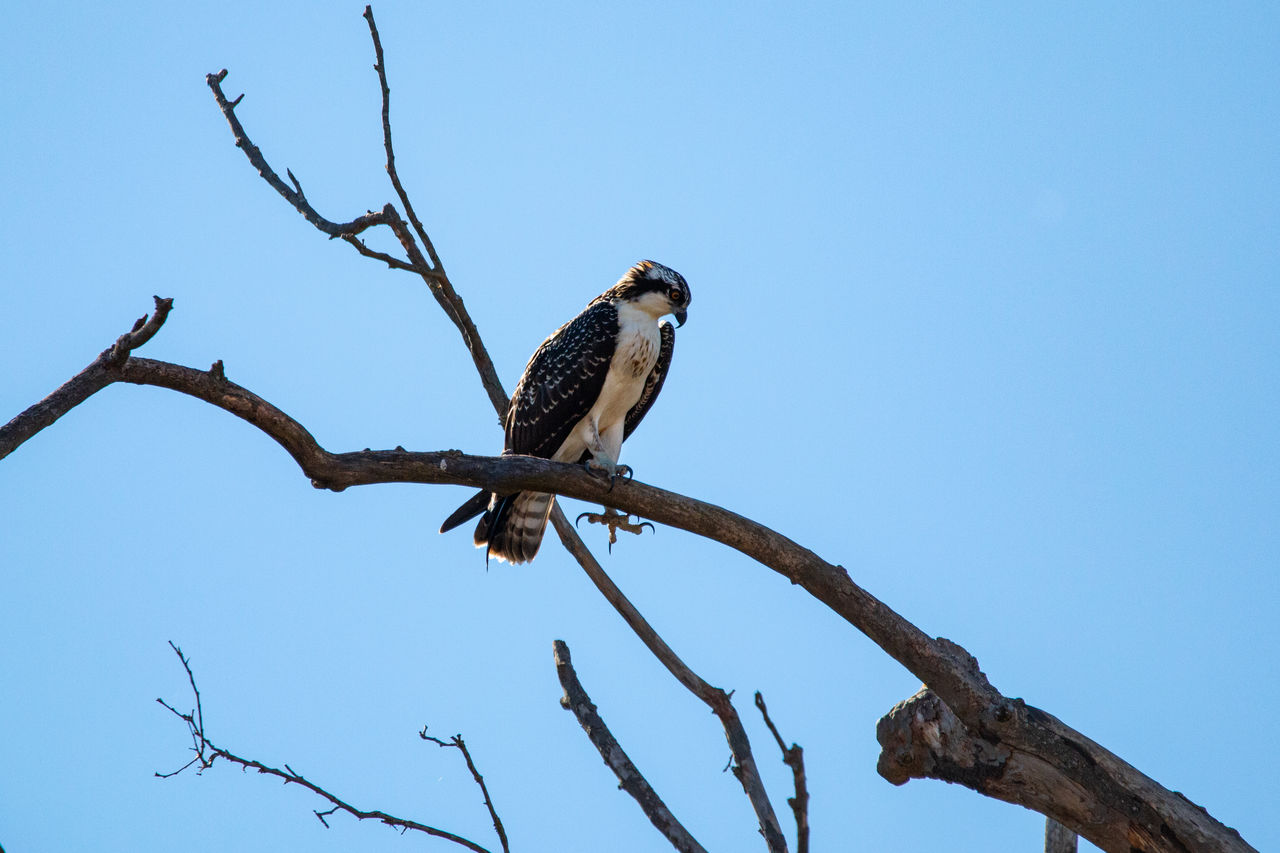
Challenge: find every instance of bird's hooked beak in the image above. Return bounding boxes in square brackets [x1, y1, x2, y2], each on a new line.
[673, 309, 687, 327]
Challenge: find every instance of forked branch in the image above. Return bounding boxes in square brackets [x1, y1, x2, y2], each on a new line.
[421, 729, 510, 853]
[755, 692, 809, 853]
[156, 643, 500, 853]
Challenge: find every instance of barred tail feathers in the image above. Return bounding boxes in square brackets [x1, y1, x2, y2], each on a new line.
[474, 491, 554, 564]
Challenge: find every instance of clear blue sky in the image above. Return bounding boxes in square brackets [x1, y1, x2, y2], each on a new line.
[2, 3, 1276, 851]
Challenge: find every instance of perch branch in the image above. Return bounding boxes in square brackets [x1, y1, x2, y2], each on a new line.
[554, 641, 709, 853]
[0, 332, 1256, 850]
[155, 643, 494, 853]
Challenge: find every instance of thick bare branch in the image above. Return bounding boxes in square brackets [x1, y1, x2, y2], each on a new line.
[875, 648, 1257, 853]
[554, 640, 710, 853]
[156, 643, 494, 853]
[1, 335, 1253, 851]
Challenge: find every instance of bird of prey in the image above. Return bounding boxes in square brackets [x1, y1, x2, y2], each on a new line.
[440, 260, 691, 564]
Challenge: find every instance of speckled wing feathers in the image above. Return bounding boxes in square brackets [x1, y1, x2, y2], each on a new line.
[506, 301, 619, 458]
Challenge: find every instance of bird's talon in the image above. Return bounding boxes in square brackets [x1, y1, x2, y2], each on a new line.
[576, 507, 655, 549]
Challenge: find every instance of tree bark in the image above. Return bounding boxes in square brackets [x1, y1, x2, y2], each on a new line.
[875, 646, 1253, 853]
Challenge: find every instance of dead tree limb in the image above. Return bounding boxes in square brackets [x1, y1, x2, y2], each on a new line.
[2, 307, 1254, 852]
[420, 729, 510, 853]
[0, 6, 1258, 852]
[755, 692, 809, 853]
[554, 640, 710, 853]
[0, 295, 172, 461]
[874, 643, 1253, 853]
[155, 643, 498, 853]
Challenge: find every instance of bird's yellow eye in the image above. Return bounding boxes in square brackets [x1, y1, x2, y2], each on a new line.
[668, 288, 683, 303]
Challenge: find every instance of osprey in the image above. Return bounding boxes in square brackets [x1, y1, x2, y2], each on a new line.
[440, 260, 691, 564]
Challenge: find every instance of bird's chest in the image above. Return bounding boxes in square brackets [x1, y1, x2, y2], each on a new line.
[593, 308, 659, 423]
[613, 319, 660, 379]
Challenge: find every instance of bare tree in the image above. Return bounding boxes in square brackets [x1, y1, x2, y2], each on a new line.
[0, 8, 1258, 853]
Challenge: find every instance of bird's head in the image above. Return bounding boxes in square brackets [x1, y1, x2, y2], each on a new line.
[612, 260, 691, 326]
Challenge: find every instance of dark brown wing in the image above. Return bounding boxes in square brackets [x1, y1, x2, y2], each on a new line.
[623, 319, 675, 441]
[506, 300, 618, 458]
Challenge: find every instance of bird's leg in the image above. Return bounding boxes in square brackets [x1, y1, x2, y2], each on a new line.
[581, 420, 631, 490]
[574, 507, 655, 552]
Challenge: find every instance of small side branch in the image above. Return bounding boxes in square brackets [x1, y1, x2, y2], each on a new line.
[205, 69, 393, 241]
[553, 640, 709, 853]
[363, 5, 442, 272]
[155, 643, 494, 853]
[206, 43, 508, 415]
[755, 692, 809, 853]
[421, 729, 510, 853]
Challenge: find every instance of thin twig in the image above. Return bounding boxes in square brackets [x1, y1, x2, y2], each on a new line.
[363, 5, 442, 272]
[554, 641, 709, 853]
[154, 644, 493, 853]
[755, 692, 809, 853]
[421, 729, 510, 853]
[342, 233, 417, 271]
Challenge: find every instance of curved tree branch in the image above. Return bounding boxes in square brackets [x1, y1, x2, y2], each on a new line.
[1, 324, 1253, 852]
